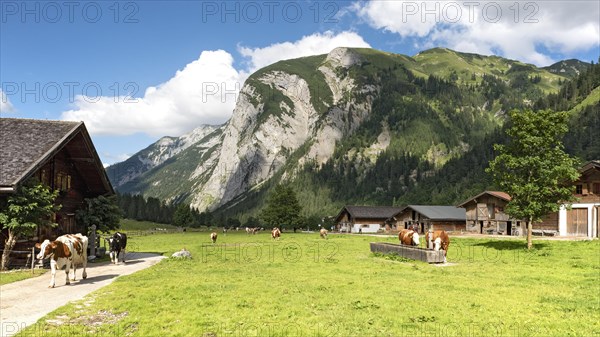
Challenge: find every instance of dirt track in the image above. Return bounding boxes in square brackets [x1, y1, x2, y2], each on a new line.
[0, 252, 165, 337]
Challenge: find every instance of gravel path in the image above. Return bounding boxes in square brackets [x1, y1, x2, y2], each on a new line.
[0, 252, 165, 337]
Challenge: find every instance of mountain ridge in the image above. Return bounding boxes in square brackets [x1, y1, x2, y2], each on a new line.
[106, 47, 592, 214]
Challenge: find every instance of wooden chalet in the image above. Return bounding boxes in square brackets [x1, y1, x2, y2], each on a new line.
[334, 206, 402, 233]
[538, 161, 600, 237]
[0, 118, 114, 252]
[390, 205, 466, 234]
[457, 191, 524, 236]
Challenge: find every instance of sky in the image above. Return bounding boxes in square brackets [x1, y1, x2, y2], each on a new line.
[1, 0, 599, 166]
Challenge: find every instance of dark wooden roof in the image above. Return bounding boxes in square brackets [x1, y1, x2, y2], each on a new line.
[0, 118, 113, 195]
[335, 205, 403, 222]
[397, 205, 466, 221]
[580, 160, 600, 173]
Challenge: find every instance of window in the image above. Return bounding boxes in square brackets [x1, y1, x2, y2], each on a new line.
[575, 184, 583, 195]
[55, 172, 71, 191]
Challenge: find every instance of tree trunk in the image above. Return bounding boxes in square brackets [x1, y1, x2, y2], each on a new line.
[1, 230, 17, 271]
[526, 219, 533, 250]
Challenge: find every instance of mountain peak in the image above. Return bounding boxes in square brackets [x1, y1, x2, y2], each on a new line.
[325, 47, 363, 68]
[543, 59, 590, 78]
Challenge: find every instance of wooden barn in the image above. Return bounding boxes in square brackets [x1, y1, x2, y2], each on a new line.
[458, 191, 524, 236]
[334, 206, 402, 233]
[390, 205, 466, 234]
[0, 118, 114, 251]
[538, 161, 600, 238]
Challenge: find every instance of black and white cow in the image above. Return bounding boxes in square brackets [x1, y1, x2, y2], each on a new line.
[106, 232, 127, 264]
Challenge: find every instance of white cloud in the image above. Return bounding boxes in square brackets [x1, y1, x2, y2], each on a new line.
[102, 152, 131, 167]
[61, 32, 372, 138]
[355, 1, 438, 37]
[61, 50, 243, 136]
[239, 31, 371, 72]
[354, 1, 600, 65]
[0, 89, 16, 114]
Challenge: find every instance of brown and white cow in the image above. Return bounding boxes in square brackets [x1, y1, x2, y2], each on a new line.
[320, 228, 328, 239]
[271, 227, 281, 240]
[35, 234, 88, 288]
[398, 229, 420, 246]
[426, 230, 450, 261]
[210, 232, 218, 244]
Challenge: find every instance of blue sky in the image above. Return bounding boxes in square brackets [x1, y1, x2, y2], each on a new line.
[1, 0, 599, 165]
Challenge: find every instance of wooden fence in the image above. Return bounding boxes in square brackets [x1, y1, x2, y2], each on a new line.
[122, 228, 184, 237]
[0, 247, 46, 272]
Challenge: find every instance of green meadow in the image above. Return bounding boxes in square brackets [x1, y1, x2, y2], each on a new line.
[0, 269, 46, 286]
[18, 232, 600, 337]
[119, 219, 180, 232]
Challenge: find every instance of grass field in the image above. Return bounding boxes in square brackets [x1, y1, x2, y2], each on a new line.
[119, 219, 179, 232]
[0, 269, 47, 286]
[17, 232, 599, 337]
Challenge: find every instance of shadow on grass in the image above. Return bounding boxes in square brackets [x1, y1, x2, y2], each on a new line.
[473, 240, 549, 250]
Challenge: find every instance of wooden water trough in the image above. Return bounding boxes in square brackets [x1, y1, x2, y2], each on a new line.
[370, 242, 445, 263]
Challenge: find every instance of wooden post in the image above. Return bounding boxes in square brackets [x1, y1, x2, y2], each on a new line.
[31, 246, 35, 275]
[89, 225, 97, 258]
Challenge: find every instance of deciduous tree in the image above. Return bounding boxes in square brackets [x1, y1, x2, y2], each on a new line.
[0, 180, 59, 270]
[487, 109, 580, 249]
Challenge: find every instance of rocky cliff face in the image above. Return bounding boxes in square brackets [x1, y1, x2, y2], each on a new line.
[109, 47, 379, 210]
[189, 48, 378, 210]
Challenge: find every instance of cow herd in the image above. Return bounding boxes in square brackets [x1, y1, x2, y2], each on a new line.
[210, 227, 285, 244]
[35, 227, 448, 288]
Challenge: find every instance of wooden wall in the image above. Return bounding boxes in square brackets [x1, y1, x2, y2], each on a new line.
[34, 148, 87, 239]
[536, 211, 559, 231]
[575, 168, 600, 203]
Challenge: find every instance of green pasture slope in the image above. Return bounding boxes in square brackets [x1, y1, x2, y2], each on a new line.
[19, 232, 599, 337]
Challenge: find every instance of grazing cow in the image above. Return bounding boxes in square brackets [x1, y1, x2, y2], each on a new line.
[271, 227, 281, 240]
[398, 229, 420, 246]
[210, 232, 218, 244]
[320, 228, 328, 239]
[35, 234, 88, 288]
[246, 227, 258, 235]
[426, 230, 450, 261]
[106, 232, 127, 264]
